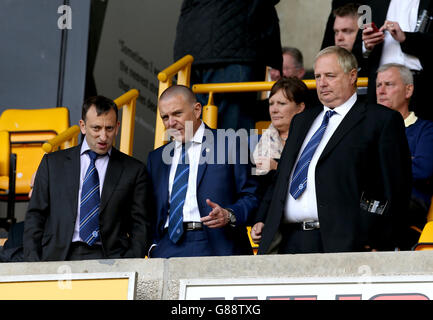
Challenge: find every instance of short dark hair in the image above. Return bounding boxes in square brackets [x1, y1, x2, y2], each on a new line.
[270, 76, 310, 106]
[82, 96, 118, 121]
[333, 3, 361, 18]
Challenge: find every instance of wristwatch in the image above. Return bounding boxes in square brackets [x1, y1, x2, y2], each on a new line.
[226, 208, 236, 227]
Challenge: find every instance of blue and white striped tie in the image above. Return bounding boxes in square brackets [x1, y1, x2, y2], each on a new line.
[79, 150, 101, 245]
[289, 110, 336, 199]
[168, 144, 190, 243]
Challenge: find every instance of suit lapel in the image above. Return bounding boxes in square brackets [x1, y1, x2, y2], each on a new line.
[278, 107, 322, 181]
[100, 148, 123, 213]
[319, 99, 366, 162]
[290, 107, 322, 160]
[196, 127, 214, 189]
[65, 146, 81, 220]
[160, 142, 173, 205]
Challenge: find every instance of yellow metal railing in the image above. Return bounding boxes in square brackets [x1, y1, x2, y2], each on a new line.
[155, 54, 368, 146]
[43, 89, 139, 156]
[192, 78, 369, 130]
[155, 54, 194, 148]
[114, 88, 139, 155]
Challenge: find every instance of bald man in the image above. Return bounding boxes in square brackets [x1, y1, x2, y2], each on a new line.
[146, 85, 259, 258]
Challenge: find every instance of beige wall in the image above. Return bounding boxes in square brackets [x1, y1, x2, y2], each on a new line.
[276, 0, 332, 72]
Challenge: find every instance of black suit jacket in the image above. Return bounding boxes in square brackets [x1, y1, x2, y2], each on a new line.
[23, 145, 151, 261]
[255, 98, 412, 254]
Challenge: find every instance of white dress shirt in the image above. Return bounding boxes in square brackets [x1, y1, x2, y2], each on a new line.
[284, 93, 357, 223]
[164, 121, 205, 227]
[379, 0, 422, 71]
[72, 139, 111, 243]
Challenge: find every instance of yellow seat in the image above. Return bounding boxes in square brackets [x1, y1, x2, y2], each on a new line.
[0, 107, 71, 229]
[413, 221, 433, 251]
[412, 196, 433, 251]
[255, 121, 271, 135]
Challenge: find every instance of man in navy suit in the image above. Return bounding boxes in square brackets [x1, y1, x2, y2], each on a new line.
[147, 85, 259, 258]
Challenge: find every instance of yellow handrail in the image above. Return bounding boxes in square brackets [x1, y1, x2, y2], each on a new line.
[155, 55, 194, 149]
[114, 89, 139, 156]
[191, 77, 369, 129]
[156, 55, 369, 149]
[43, 89, 140, 155]
[192, 78, 368, 93]
[42, 125, 80, 153]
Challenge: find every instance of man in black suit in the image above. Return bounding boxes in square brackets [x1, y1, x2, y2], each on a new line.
[23, 96, 151, 261]
[251, 46, 412, 254]
[361, 0, 433, 120]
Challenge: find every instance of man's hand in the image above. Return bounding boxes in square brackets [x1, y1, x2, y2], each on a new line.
[250, 222, 265, 244]
[362, 23, 385, 51]
[381, 20, 406, 43]
[201, 199, 230, 228]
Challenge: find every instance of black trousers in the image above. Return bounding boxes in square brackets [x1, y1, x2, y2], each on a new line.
[278, 224, 324, 254]
[66, 242, 105, 261]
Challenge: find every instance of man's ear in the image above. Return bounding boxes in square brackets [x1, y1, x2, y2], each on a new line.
[194, 102, 202, 119]
[406, 84, 414, 100]
[350, 68, 358, 86]
[79, 119, 86, 135]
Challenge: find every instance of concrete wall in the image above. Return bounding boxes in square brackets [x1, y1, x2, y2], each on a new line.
[1, 251, 433, 300]
[276, 0, 332, 71]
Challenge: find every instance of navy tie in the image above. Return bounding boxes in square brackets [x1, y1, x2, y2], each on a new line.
[169, 144, 190, 243]
[80, 150, 101, 245]
[289, 110, 336, 199]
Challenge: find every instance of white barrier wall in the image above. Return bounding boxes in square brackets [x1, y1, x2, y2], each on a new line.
[1, 251, 433, 300]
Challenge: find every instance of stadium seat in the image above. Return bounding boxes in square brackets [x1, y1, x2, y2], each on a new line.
[0, 107, 71, 229]
[413, 221, 433, 251]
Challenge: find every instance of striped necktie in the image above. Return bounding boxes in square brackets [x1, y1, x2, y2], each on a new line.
[79, 150, 101, 245]
[168, 144, 190, 243]
[289, 110, 336, 199]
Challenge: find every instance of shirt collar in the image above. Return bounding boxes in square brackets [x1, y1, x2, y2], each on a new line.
[174, 121, 204, 149]
[80, 138, 112, 156]
[323, 92, 357, 117]
[404, 111, 418, 127]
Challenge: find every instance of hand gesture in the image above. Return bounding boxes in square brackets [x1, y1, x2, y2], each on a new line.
[200, 199, 229, 228]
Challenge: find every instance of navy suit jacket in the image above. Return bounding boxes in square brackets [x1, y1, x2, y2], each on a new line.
[147, 126, 259, 256]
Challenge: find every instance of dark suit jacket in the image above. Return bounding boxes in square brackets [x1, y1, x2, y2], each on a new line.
[255, 98, 412, 254]
[363, 0, 433, 119]
[23, 145, 151, 261]
[320, 1, 370, 77]
[147, 126, 260, 256]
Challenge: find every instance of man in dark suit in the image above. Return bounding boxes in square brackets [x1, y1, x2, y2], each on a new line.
[147, 85, 259, 258]
[361, 0, 433, 120]
[23, 96, 151, 261]
[251, 46, 412, 254]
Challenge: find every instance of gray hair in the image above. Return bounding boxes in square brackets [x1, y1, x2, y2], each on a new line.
[314, 46, 358, 74]
[282, 46, 304, 69]
[377, 63, 414, 85]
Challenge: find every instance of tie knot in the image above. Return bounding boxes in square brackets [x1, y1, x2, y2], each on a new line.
[325, 110, 336, 119]
[87, 150, 99, 162]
